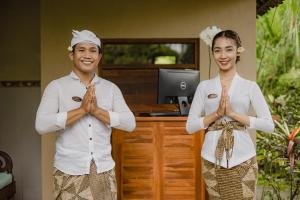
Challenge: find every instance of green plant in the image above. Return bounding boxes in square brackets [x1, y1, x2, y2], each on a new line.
[257, 0, 300, 124]
[257, 120, 300, 199]
[256, 0, 300, 198]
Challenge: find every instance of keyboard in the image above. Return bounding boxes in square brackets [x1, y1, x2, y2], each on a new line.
[139, 112, 181, 117]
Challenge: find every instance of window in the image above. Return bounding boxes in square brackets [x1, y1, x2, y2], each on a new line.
[101, 38, 199, 69]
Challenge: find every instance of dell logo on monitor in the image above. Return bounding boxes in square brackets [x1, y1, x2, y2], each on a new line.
[180, 81, 187, 90]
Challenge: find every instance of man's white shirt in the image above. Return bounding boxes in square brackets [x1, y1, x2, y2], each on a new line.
[36, 71, 136, 175]
[186, 73, 274, 168]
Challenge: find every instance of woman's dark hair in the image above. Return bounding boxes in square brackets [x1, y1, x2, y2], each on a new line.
[72, 44, 102, 54]
[211, 30, 242, 63]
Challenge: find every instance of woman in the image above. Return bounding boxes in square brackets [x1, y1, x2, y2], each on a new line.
[186, 30, 274, 199]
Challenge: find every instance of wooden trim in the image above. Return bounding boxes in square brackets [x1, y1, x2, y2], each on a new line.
[0, 81, 40, 88]
[100, 64, 197, 70]
[195, 38, 200, 70]
[155, 123, 162, 200]
[102, 38, 198, 44]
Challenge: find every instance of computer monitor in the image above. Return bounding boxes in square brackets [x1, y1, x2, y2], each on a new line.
[158, 68, 200, 115]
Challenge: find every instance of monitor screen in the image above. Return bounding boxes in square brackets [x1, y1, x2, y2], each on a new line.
[158, 69, 200, 115]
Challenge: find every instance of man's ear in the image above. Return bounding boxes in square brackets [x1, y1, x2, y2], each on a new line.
[69, 52, 74, 61]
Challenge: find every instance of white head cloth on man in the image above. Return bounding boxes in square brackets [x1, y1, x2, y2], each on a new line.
[70, 30, 101, 48]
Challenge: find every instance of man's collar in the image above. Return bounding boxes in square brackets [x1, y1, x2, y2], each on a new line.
[70, 71, 79, 80]
[69, 71, 101, 84]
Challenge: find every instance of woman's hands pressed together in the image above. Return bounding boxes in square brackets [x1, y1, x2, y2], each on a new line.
[203, 84, 249, 127]
[218, 85, 234, 118]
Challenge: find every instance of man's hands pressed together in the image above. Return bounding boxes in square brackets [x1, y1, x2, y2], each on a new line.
[80, 84, 99, 115]
[80, 85, 94, 114]
[66, 84, 111, 127]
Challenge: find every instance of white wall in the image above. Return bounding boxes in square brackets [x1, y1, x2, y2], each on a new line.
[0, 87, 41, 200]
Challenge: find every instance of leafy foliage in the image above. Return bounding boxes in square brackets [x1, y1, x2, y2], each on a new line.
[257, 0, 300, 129]
[256, 0, 300, 199]
[102, 44, 195, 65]
[257, 121, 300, 199]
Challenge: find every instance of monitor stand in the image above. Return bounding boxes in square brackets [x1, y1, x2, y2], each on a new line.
[178, 96, 190, 116]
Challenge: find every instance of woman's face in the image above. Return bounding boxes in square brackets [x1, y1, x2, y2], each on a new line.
[212, 37, 238, 72]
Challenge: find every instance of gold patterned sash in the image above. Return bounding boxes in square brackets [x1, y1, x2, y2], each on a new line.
[208, 119, 246, 168]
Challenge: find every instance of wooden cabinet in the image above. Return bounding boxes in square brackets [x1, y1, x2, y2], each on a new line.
[112, 117, 206, 200]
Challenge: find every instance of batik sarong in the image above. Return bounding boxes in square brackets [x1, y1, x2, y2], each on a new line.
[53, 161, 117, 200]
[202, 155, 257, 199]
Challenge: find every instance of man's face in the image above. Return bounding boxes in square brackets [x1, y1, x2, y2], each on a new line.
[69, 42, 102, 74]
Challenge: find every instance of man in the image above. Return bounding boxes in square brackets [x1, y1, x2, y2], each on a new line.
[35, 30, 136, 200]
